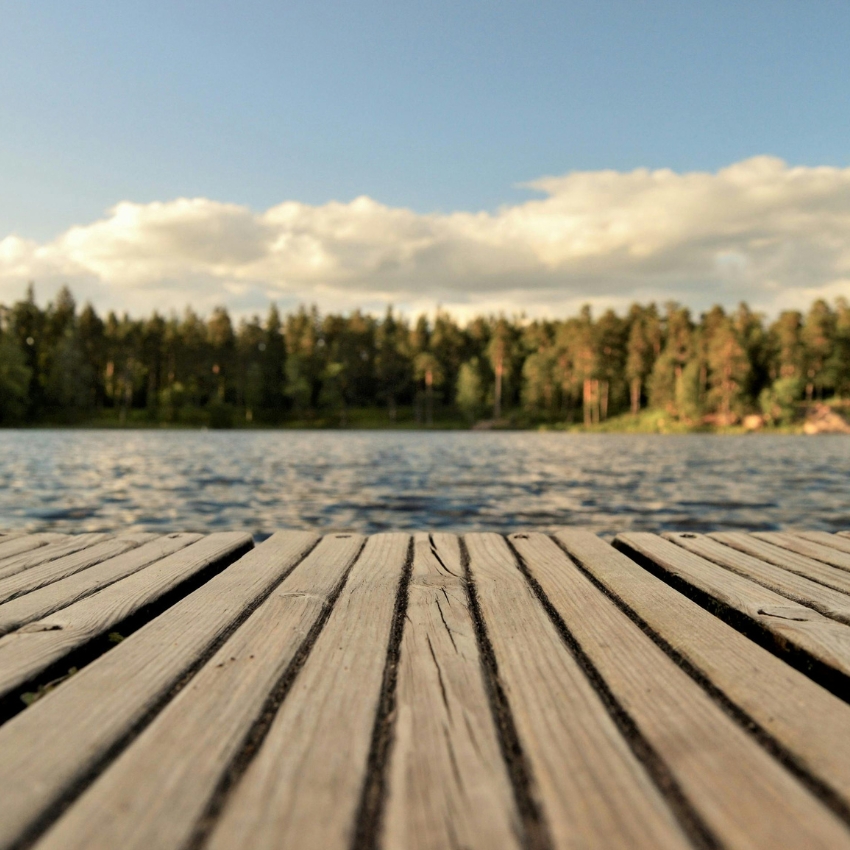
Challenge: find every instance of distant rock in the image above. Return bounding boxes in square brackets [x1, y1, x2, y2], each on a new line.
[743, 414, 765, 431]
[702, 412, 739, 427]
[803, 404, 850, 435]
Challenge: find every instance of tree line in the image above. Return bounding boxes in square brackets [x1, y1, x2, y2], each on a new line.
[0, 284, 848, 428]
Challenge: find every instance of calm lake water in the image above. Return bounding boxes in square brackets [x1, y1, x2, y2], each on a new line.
[0, 430, 847, 538]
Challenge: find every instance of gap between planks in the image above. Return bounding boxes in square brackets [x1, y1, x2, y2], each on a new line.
[615, 532, 850, 702]
[512, 531, 850, 850]
[0, 531, 318, 850]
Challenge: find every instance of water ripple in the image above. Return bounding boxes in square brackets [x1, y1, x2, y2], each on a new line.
[0, 430, 847, 538]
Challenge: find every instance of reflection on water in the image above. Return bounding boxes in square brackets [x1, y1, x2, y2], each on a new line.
[0, 430, 848, 538]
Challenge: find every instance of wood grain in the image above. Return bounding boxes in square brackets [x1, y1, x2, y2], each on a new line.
[0, 531, 317, 850]
[0, 532, 252, 701]
[382, 533, 521, 850]
[557, 530, 850, 816]
[514, 532, 850, 849]
[0, 534, 109, 582]
[792, 532, 850, 556]
[0, 534, 194, 635]
[0, 533, 158, 608]
[34, 533, 364, 850]
[206, 533, 410, 850]
[0, 533, 65, 564]
[664, 532, 850, 624]
[753, 531, 850, 571]
[617, 532, 850, 689]
[710, 532, 850, 594]
[462, 532, 689, 850]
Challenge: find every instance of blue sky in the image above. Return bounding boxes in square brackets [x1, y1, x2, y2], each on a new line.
[3, 0, 849, 238]
[1, 1, 849, 316]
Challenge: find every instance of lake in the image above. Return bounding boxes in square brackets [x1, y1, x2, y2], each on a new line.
[0, 430, 847, 538]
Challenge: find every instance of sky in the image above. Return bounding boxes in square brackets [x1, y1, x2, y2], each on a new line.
[1, 0, 849, 319]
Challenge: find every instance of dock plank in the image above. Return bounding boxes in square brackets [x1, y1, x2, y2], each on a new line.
[664, 532, 850, 625]
[710, 532, 850, 594]
[0, 533, 65, 563]
[0, 534, 197, 635]
[753, 531, 850, 571]
[4, 526, 850, 848]
[0, 531, 314, 850]
[792, 532, 850, 556]
[557, 530, 850, 815]
[616, 533, 850, 695]
[0, 534, 109, 582]
[462, 532, 689, 850]
[33, 533, 364, 850]
[513, 532, 850, 849]
[0, 533, 158, 607]
[0, 532, 252, 701]
[383, 533, 522, 850]
[206, 533, 410, 850]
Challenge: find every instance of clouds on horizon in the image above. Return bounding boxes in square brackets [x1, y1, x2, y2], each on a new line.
[1, 156, 849, 319]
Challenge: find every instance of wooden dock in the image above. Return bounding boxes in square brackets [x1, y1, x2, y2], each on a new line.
[1, 528, 850, 849]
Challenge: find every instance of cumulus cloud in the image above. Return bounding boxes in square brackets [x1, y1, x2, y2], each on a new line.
[1, 156, 849, 318]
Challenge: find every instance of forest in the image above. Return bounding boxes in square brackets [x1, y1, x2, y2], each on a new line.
[0, 285, 848, 430]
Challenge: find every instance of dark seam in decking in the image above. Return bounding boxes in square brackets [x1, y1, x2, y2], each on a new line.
[350, 535, 414, 850]
[613, 538, 850, 705]
[5, 535, 294, 850]
[460, 535, 553, 850]
[507, 538, 722, 850]
[556, 535, 850, 828]
[182, 535, 362, 850]
[667, 537, 850, 616]
[713, 539, 850, 595]
[0, 546, 186, 637]
[0, 537, 255, 728]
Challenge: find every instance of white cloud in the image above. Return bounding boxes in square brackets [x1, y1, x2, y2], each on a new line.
[1, 156, 849, 318]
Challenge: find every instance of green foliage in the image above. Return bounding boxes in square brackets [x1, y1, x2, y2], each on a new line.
[46, 332, 93, 413]
[456, 358, 485, 421]
[675, 360, 704, 422]
[759, 377, 802, 424]
[0, 335, 31, 422]
[648, 350, 678, 413]
[1, 286, 847, 430]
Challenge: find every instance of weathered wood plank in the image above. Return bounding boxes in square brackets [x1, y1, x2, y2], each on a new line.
[710, 531, 850, 594]
[514, 532, 850, 849]
[0, 534, 109, 581]
[753, 531, 850, 571]
[33, 533, 364, 850]
[557, 530, 850, 817]
[0, 531, 315, 850]
[792, 532, 850, 556]
[462, 532, 689, 850]
[0, 533, 65, 563]
[616, 532, 850, 695]
[664, 532, 850, 625]
[0, 532, 252, 701]
[382, 533, 522, 850]
[0, 534, 197, 635]
[0, 533, 158, 607]
[206, 533, 410, 850]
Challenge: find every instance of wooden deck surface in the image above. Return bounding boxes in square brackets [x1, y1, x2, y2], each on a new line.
[1, 528, 850, 849]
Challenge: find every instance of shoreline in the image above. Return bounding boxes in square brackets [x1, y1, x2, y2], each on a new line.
[0, 421, 837, 435]
[4, 402, 848, 435]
